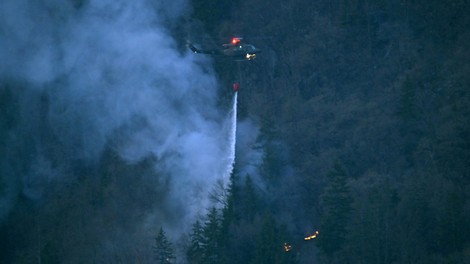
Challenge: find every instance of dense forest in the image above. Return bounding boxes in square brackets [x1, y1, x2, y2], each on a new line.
[1, 0, 469, 263]
[189, 0, 470, 263]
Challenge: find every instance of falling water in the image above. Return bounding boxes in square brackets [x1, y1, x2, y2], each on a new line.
[224, 92, 238, 179]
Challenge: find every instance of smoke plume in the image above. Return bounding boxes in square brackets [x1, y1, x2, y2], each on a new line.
[0, 0, 233, 256]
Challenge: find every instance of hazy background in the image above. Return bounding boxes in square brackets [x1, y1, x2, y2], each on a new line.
[0, 0, 253, 262]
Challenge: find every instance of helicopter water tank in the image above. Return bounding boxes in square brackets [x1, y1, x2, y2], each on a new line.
[233, 82, 240, 92]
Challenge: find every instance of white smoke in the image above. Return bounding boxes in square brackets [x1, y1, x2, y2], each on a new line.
[0, 0, 232, 238]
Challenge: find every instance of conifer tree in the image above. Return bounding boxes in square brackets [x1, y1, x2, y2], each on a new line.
[201, 207, 223, 264]
[153, 227, 175, 264]
[187, 220, 204, 264]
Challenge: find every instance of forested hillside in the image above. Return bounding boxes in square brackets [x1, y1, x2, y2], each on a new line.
[191, 0, 470, 263]
[1, 0, 469, 263]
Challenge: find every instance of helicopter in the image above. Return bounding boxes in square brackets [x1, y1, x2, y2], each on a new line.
[187, 37, 261, 61]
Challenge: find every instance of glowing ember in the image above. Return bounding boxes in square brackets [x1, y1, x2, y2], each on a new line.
[304, 230, 319, 241]
[283, 243, 293, 252]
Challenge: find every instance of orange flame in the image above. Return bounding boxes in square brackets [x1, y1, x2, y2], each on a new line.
[304, 230, 319, 241]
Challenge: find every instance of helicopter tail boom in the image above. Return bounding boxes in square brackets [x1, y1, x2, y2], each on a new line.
[187, 43, 219, 55]
[187, 43, 201, 54]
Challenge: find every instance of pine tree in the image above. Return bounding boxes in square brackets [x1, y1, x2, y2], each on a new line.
[153, 227, 175, 264]
[201, 207, 223, 264]
[187, 220, 204, 264]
